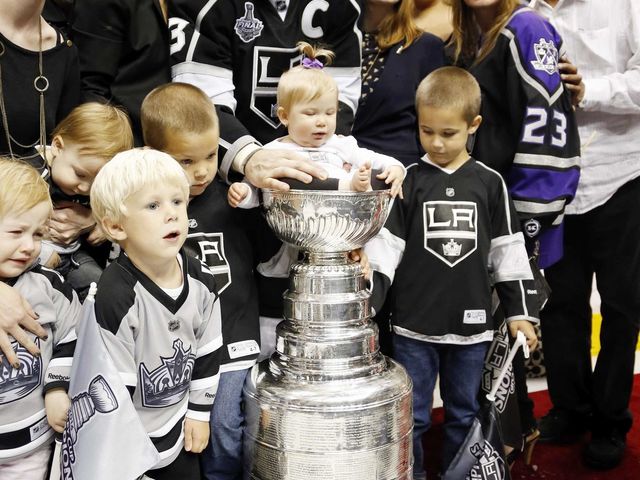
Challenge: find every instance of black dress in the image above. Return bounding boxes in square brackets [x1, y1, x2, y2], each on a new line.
[0, 26, 80, 167]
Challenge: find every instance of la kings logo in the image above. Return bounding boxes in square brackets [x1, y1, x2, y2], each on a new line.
[466, 441, 507, 480]
[531, 38, 558, 75]
[252, 46, 301, 129]
[139, 339, 195, 408]
[423, 201, 477, 267]
[185, 231, 231, 293]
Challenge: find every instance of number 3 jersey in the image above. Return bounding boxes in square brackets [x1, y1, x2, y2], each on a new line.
[366, 158, 538, 344]
[95, 251, 222, 468]
[468, 6, 580, 268]
[0, 266, 79, 461]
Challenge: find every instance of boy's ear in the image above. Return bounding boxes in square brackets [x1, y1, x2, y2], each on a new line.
[100, 217, 127, 242]
[276, 106, 288, 126]
[468, 115, 482, 135]
[50, 135, 64, 156]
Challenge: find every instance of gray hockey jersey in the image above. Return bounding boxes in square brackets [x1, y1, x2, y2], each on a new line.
[95, 250, 222, 468]
[0, 266, 79, 461]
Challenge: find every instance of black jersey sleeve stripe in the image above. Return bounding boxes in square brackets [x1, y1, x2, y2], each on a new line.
[150, 417, 184, 453]
[191, 349, 220, 381]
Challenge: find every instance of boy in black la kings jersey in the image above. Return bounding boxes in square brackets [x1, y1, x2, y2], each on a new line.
[365, 67, 540, 478]
[88, 149, 223, 480]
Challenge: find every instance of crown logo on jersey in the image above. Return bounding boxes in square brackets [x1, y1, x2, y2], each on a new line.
[235, 2, 264, 43]
[0, 338, 42, 403]
[531, 38, 558, 75]
[62, 375, 118, 480]
[140, 339, 194, 408]
[442, 239, 462, 257]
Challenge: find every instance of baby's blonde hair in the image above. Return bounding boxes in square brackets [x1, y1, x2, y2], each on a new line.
[277, 42, 338, 113]
[0, 157, 52, 219]
[141, 82, 219, 150]
[52, 102, 134, 160]
[90, 149, 189, 240]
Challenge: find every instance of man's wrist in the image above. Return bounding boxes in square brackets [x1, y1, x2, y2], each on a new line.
[233, 143, 261, 176]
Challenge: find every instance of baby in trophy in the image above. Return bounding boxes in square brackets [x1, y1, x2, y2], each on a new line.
[227, 42, 406, 209]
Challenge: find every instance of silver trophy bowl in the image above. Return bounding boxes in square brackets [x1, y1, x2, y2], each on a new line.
[261, 189, 391, 253]
[244, 190, 413, 480]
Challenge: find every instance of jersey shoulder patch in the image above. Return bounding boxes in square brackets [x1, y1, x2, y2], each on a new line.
[503, 8, 563, 98]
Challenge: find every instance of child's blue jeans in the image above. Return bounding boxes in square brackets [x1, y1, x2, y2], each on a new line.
[392, 334, 489, 480]
[200, 368, 250, 480]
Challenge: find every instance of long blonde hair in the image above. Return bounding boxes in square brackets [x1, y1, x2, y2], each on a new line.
[450, 0, 519, 65]
[376, 0, 422, 50]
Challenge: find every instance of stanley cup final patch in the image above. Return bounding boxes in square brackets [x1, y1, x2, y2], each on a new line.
[235, 2, 264, 43]
[423, 201, 477, 267]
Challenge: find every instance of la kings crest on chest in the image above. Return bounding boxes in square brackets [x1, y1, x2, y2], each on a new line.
[423, 200, 478, 268]
[184, 231, 231, 294]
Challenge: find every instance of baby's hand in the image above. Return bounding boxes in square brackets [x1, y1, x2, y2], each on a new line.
[508, 320, 538, 352]
[377, 165, 405, 198]
[184, 417, 210, 453]
[351, 161, 372, 192]
[348, 248, 371, 280]
[45, 388, 70, 433]
[228, 182, 250, 208]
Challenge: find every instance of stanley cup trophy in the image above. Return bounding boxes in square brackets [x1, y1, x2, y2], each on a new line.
[244, 190, 414, 479]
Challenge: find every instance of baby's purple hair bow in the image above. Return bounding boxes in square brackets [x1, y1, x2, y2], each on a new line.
[301, 57, 324, 69]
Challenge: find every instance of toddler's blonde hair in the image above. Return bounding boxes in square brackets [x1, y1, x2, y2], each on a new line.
[90, 149, 189, 240]
[0, 157, 52, 219]
[277, 42, 338, 113]
[52, 102, 133, 161]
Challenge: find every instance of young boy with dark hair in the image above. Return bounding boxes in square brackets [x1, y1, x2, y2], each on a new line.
[365, 66, 539, 479]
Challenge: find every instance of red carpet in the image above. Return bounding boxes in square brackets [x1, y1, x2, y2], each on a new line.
[424, 375, 640, 479]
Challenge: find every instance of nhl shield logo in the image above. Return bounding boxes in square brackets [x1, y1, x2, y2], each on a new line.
[185, 232, 232, 293]
[235, 2, 264, 43]
[423, 201, 477, 267]
[530, 38, 558, 75]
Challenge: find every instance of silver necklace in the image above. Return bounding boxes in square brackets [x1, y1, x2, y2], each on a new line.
[0, 16, 49, 162]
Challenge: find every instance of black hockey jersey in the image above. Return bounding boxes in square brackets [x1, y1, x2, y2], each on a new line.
[468, 7, 580, 268]
[184, 179, 266, 372]
[0, 266, 79, 461]
[95, 251, 222, 468]
[169, 0, 363, 179]
[366, 158, 538, 344]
